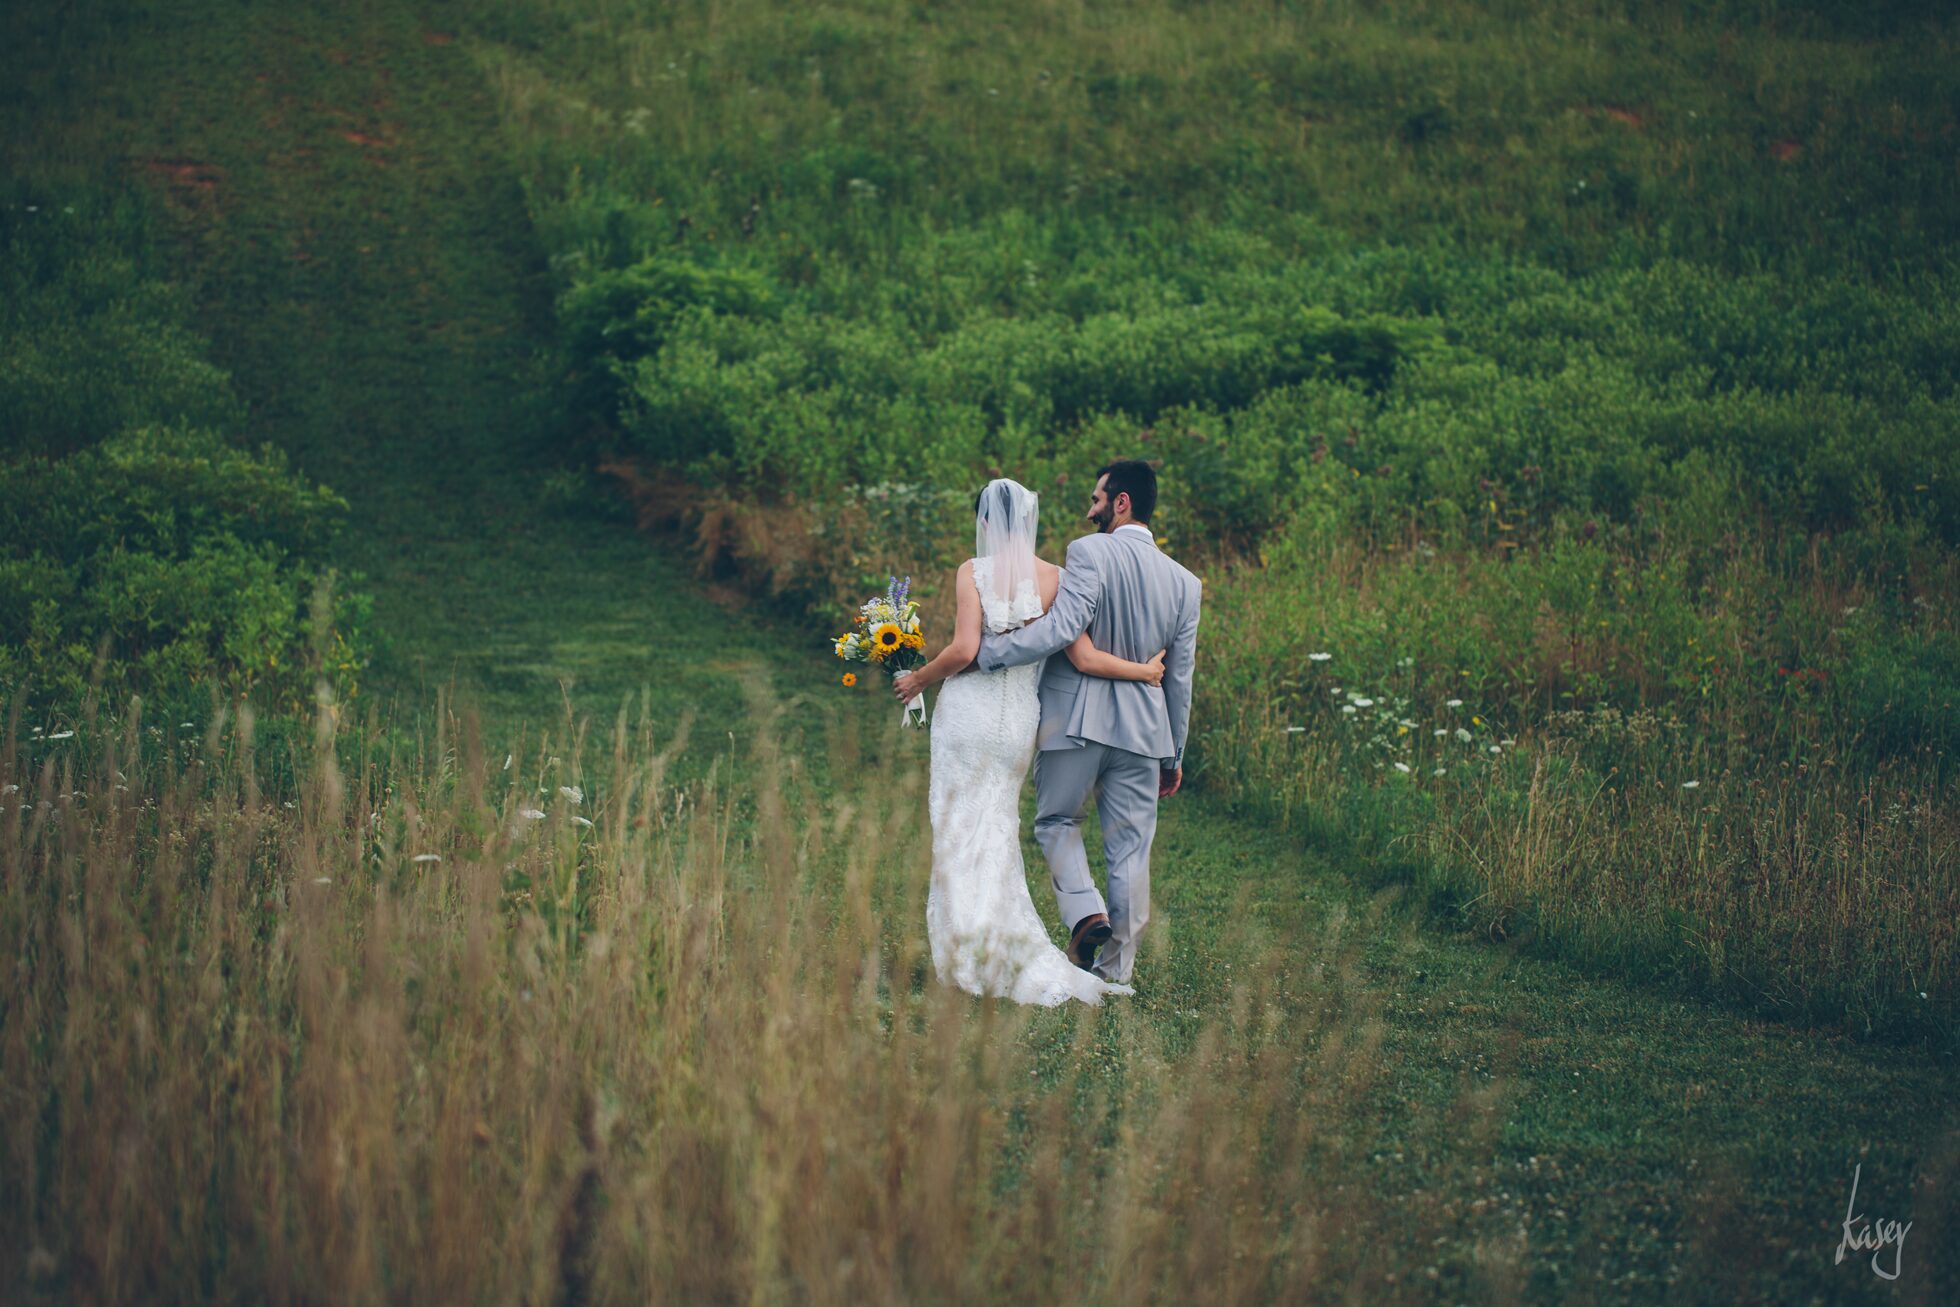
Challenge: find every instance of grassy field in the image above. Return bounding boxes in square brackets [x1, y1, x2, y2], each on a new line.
[1, 0, 1956, 1302]
[458, 0, 1960, 1041]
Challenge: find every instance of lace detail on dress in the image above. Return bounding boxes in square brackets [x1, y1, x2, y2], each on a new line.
[923, 558, 1134, 1008]
[972, 556, 1045, 634]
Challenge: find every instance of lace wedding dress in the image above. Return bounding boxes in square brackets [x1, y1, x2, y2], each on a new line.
[924, 556, 1135, 1006]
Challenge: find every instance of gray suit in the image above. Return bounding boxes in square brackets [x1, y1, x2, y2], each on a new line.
[977, 525, 1202, 983]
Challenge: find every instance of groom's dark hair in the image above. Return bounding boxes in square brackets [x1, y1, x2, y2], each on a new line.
[1096, 459, 1157, 523]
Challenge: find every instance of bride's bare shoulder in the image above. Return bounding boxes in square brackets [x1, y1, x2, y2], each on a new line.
[1033, 558, 1062, 607]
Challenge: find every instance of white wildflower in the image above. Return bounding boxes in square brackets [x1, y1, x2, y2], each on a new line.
[1353, 697, 1374, 708]
[1393, 762, 1411, 773]
[503, 754, 512, 770]
[1433, 729, 1447, 737]
[572, 816, 595, 829]
[1446, 699, 1463, 708]
[1433, 767, 1446, 776]
[181, 721, 194, 728]
[411, 853, 441, 863]
[47, 731, 74, 741]
[1341, 705, 1358, 715]
[1308, 652, 1332, 662]
[1455, 728, 1473, 743]
[313, 877, 331, 885]
[1489, 745, 1501, 754]
[559, 785, 584, 804]
[519, 808, 546, 820]
[1286, 726, 1307, 733]
[1681, 780, 1700, 789]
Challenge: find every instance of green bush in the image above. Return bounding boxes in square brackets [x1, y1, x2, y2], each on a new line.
[0, 199, 241, 458]
[560, 252, 781, 422]
[564, 226, 1957, 553]
[0, 189, 370, 721]
[0, 426, 369, 716]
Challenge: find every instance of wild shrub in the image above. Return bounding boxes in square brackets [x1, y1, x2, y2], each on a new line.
[0, 199, 240, 458]
[559, 252, 781, 423]
[0, 191, 370, 721]
[0, 425, 370, 717]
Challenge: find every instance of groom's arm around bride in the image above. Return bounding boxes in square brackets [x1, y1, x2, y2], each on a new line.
[977, 529, 1106, 663]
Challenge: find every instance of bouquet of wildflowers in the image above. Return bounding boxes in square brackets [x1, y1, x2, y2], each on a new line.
[834, 575, 929, 725]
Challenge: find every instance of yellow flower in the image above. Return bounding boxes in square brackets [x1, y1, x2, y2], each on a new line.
[872, 623, 903, 653]
[841, 673, 857, 687]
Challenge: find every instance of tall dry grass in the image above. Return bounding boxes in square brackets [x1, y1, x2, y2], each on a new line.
[1415, 735, 1957, 1026]
[1206, 644, 1959, 1041]
[0, 683, 1516, 1303]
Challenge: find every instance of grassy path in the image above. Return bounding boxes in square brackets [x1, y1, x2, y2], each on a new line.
[23, 1, 1956, 1299]
[118, 0, 797, 744]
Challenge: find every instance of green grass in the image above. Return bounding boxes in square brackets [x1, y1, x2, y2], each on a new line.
[4, 0, 807, 761]
[450, 0, 1960, 1040]
[1, 1, 1956, 1301]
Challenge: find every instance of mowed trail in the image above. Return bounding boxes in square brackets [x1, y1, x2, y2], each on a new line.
[115, 0, 792, 742]
[106, 2, 1957, 1299]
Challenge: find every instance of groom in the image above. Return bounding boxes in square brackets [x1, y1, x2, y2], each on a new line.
[974, 460, 1202, 984]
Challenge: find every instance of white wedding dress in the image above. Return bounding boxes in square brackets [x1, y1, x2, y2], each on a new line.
[925, 556, 1135, 1006]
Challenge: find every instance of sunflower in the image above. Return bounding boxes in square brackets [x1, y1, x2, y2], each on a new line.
[841, 673, 857, 688]
[872, 623, 904, 655]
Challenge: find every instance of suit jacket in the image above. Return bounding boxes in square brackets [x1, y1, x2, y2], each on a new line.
[977, 526, 1202, 769]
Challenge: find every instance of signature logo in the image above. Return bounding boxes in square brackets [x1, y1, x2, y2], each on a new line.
[1835, 1163, 1911, 1281]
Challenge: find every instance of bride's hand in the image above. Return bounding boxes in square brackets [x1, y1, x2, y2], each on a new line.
[892, 669, 923, 703]
[1142, 650, 1166, 687]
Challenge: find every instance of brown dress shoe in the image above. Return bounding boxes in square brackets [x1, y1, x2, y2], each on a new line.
[1067, 912, 1113, 971]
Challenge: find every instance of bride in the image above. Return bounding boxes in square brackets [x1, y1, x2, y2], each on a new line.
[891, 479, 1163, 1006]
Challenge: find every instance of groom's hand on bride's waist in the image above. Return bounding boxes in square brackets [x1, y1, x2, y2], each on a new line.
[1158, 766, 1182, 798]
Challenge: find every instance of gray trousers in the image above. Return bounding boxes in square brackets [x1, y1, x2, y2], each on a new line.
[1033, 741, 1159, 985]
